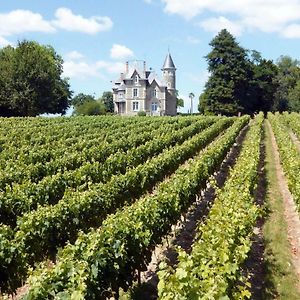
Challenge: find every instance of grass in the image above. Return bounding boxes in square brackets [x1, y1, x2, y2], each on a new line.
[263, 119, 300, 299]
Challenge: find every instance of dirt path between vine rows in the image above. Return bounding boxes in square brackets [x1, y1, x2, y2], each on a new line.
[267, 120, 300, 289]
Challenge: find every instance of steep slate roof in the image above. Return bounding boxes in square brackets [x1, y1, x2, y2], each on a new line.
[162, 53, 176, 70]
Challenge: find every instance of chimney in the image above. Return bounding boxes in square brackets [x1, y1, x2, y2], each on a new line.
[125, 61, 129, 73]
[143, 61, 146, 73]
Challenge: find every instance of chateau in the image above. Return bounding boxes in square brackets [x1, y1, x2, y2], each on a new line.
[112, 53, 177, 116]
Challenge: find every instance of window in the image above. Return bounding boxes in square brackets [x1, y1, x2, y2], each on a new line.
[118, 93, 124, 99]
[133, 101, 139, 111]
[133, 88, 138, 97]
[153, 89, 157, 98]
[151, 102, 158, 112]
[135, 75, 139, 84]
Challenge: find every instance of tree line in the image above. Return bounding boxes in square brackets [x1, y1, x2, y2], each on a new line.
[199, 29, 300, 115]
[0, 40, 113, 117]
[0, 36, 299, 117]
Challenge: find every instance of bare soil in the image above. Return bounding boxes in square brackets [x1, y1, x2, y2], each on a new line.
[267, 120, 300, 290]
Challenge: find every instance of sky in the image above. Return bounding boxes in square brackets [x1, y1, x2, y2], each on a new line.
[1, 0, 300, 113]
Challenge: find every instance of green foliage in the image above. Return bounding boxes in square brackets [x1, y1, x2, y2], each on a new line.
[101, 91, 114, 113]
[288, 80, 300, 112]
[71, 93, 95, 107]
[199, 29, 250, 116]
[269, 113, 300, 208]
[199, 30, 278, 115]
[158, 113, 263, 299]
[273, 56, 300, 112]
[176, 98, 184, 108]
[22, 116, 248, 299]
[73, 99, 106, 116]
[137, 111, 146, 116]
[0, 40, 71, 116]
[247, 55, 278, 114]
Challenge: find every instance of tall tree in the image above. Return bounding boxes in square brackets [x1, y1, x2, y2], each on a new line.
[72, 93, 106, 116]
[71, 93, 95, 107]
[0, 40, 71, 116]
[287, 80, 300, 112]
[199, 29, 251, 116]
[247, 52, 278, 114]
[101, 91, 114, 113]
[273, 55, 300, 112]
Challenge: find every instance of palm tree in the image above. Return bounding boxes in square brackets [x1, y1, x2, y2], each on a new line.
[189, 92, 195, 114]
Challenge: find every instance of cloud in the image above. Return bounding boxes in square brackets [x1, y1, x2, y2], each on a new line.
[281, 24, 300, 38]
[65, 50, 85, 60]
[53, 7, 113, 34]
[0, 36, 12, 47]
[63, 50, 125, 79]
[161, 0, 300, 38]
[96, 61, 125, 74]
[0, 9, 55, 36]
[63, 60, 101, 79]
[199, 16, 243, 36]
[110, 44, 134, 59]
[0, 8, 114, 45]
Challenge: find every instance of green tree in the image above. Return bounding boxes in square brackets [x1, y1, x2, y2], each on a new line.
[73, 100, 106, 116]
[247, 52, 278, 114]
[176, 98, 184, 108]
[0, 40, 71, 116]
[273, 55, 300, 112]
[199, 29, 251, 116]
[288, 80, 300, 112]
[71, 93, 95, 107]
[101, 91, 114, 113]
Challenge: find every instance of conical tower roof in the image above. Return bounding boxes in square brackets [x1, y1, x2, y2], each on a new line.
[162, 52, 176, 70]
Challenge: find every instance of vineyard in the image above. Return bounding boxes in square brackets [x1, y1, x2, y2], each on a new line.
[1, 113, 300, 299]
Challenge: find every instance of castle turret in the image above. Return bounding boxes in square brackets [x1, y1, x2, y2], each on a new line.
[161, 52, 176, 97]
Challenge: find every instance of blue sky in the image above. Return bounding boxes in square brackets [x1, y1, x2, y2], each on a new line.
[1, 0, 300, 113]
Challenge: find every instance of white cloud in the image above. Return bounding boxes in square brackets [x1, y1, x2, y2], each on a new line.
[96, 61, 125, 74]
[52, 7, 113, 34]
[0, 36, 12, 47]
[187, 36, 200, 44]
[63, 50, 125, 80]
[200, 16, 243, 36]
[281, 24, 300, 38]
[63, 60, 101, 79]
[110, 44, 134, 59]
[162, 0, 300, 38]
[0, 9, 55, 36]
[65, 50, 85, 60]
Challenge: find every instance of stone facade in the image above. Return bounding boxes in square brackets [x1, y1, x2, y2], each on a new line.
[112, 53, 177, 116]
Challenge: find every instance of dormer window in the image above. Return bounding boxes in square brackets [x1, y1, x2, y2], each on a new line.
[135, 75, 139, 84]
